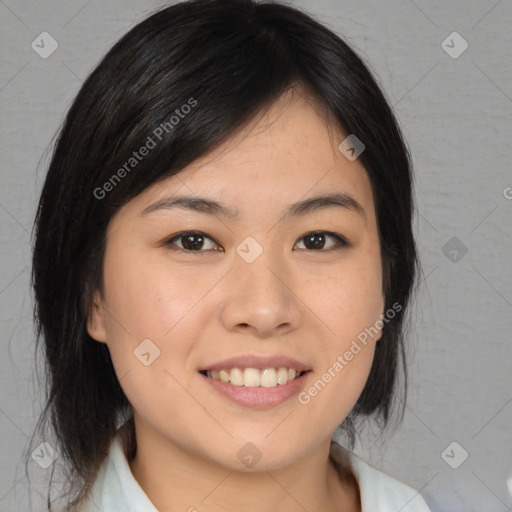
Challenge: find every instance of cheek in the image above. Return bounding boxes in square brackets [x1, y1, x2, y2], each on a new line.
[102, 244, 203, 341]
[311, 251, 384, 343]
[100, 243, 215, 386]
[298, 246, 383, 417]
[99, 252, 200, 426]
[298, 256, 381, 434]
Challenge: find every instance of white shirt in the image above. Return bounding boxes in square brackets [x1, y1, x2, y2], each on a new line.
[82, 435, 432, 512]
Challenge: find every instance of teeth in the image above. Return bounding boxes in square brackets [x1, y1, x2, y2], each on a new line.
[205, 367, 303, 387]
[277, 367, 288, 385]
[260, 368, 277, 388]
[243, 368, 260, 387]
[230, 368, 244, 386]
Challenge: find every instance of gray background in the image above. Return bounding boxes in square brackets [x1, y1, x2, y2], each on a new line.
[1, 0, 511, 511]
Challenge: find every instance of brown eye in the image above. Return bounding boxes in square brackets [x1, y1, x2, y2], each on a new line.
[295, 232, 349, 251]
[165, 231, 221, 252]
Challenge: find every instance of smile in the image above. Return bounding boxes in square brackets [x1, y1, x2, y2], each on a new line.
[200, 367, 306, 388]
[199, 367, 311, 409]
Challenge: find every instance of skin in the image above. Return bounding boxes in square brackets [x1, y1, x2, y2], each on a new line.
[87, 88, 385, 512]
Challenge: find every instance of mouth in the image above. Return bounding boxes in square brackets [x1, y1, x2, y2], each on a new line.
[199, 367, 309, 388]
[197, 355, 312, 408]
[199, 367, 311, 408]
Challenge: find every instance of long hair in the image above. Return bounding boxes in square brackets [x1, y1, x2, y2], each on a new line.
[30, 0, 418, 509]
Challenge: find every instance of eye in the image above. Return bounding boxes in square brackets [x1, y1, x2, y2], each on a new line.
[294, 231, 349, 251]
[164, 230, 349, 253]
[164, 231, 222, 253]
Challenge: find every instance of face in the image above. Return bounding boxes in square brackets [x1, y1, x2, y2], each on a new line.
[88, 90, 385, 471]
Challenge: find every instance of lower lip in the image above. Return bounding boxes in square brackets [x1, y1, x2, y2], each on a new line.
[199, 372, 311, 409]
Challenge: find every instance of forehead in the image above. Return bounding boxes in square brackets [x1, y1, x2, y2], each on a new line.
[122, 91, 375, 221]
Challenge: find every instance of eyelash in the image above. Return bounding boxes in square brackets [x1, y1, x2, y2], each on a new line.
[163, 230, 350, 254]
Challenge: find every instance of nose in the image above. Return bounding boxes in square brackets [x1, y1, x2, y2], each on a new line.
[219, 247, 302, 338]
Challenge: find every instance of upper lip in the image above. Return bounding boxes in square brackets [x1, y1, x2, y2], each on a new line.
[199, 355, 311, 372]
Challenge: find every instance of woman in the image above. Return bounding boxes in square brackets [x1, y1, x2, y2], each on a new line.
[31, 1, 430, 510]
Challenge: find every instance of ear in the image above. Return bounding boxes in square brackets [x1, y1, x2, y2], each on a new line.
[87, 290, 108, 343]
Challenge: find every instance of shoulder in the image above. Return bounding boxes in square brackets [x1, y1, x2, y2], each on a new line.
[330, 441, 433, 512]
[80, 435, 159, 512]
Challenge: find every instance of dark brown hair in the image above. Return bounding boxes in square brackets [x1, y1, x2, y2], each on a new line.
[29, 0, 419, 509]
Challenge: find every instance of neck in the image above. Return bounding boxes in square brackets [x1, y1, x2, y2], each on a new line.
[127, 424, 360, 512]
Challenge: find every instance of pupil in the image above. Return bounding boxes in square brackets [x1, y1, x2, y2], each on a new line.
[306, 233, 324, 250]
[183, 234, 203, 250]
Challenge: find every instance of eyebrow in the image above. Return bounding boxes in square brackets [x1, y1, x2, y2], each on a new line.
[140, 192, 365, 220]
